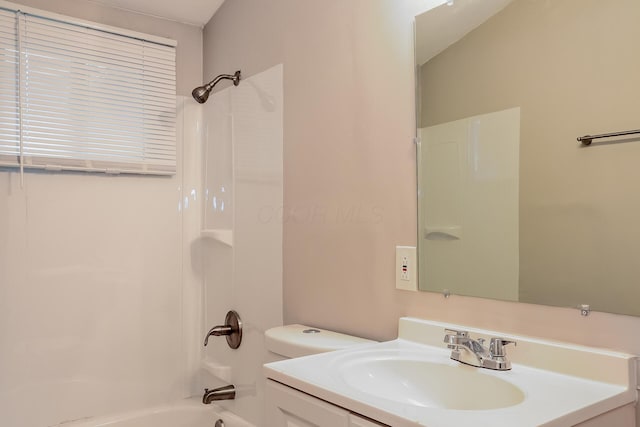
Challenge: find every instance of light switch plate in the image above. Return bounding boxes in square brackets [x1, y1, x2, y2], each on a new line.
[395, 246, 417, 291]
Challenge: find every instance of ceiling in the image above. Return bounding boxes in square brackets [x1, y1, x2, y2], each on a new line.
[88, 0, 225, 27]
[86, 0, 511, 54]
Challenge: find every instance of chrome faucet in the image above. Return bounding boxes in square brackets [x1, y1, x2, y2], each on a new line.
[202, 385, 236, 404]
[444, 328, 516, 371]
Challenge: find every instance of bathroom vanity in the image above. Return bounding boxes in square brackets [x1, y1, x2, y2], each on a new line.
[266, 380, 385, 426]
[263, 318, 637, 427]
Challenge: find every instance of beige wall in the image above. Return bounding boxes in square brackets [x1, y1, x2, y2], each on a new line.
[204, 0, 418, 341]
[203, 0, 640, 364]
[420, 0, 640, 315]
[13, 0, 202, 96]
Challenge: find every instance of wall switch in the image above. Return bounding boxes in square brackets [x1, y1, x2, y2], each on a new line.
[395, 246, 417, 291]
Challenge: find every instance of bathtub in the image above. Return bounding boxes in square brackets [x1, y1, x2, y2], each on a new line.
[54, 398, 255, 427]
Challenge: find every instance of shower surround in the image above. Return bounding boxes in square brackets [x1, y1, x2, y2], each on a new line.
[0, 63, 283, 426]
[200, 64, 284, 426]
[0, 97, 198, 427]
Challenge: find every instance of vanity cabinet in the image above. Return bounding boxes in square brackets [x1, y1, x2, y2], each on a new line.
[265, 380, 388, 427]
[349, 414, 387, 427]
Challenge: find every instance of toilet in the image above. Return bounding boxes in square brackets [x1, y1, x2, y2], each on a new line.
[265, 324, 375, 360]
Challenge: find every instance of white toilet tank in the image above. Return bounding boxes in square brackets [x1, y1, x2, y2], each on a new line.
[265, 324, 375, 359]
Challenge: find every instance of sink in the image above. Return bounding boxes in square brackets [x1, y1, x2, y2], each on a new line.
[337, 352, 525, 410]
[265, 318, 636, 427]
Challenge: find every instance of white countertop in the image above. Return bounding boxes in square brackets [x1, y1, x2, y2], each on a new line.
[264, 318, 637, 427]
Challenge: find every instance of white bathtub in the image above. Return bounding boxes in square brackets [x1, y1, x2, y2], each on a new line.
[55, 398, 255, 427]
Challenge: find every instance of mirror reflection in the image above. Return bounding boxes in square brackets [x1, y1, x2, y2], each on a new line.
[416, 0, 640, 316]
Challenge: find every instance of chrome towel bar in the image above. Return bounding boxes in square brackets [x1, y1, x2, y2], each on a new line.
[578, 129, 640, 145]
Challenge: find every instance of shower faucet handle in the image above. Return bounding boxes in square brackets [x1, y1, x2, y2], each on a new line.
[203, 310, 243, 349]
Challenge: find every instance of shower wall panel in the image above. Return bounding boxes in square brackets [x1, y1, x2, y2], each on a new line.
[201, 64, 284, 426]
[0, 97, 203, 427]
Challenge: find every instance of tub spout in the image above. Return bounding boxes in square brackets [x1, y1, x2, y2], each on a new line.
[202, 385, 236, 404]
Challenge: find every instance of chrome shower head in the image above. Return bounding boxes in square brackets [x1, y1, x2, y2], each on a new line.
[192, 70, 241, 104]
[192, 85, 211, 104]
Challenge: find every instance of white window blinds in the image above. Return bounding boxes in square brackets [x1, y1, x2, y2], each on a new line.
[0, 5, 177, 175]
[0, 9, 19, 162]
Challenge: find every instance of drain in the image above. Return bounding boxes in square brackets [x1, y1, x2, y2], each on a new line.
[215, 419, 225, 427]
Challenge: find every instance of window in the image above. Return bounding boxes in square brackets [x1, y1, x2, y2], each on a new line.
[0, 4, 177, 175]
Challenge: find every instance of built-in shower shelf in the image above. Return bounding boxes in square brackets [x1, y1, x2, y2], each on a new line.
[202, 358, 232, 383]
[201, 229, 233, 247]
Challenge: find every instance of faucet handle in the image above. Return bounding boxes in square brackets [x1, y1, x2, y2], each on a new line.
[444, 329, 469, 349]
[204, 310, 243, 349]
[489, 338, 517, 357]
[444, 328, 468, 338]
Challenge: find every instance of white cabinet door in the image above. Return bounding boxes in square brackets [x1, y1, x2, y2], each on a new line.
[349, 414, 389, 427]
[265, 380, 350, 427]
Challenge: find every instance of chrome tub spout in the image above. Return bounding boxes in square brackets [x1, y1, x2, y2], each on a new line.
[202, 385, 236, 404]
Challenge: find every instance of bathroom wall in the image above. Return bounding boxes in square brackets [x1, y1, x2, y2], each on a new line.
[203, 0, 640, 362]
[203, 0, 416, 340]
[0, 2, 204, 426]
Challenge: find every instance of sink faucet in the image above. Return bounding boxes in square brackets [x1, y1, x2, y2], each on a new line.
[444, 329, 516, 371]
[202, 385, 236, 404]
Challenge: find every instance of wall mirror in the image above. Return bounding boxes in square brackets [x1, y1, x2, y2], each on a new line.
[416, 0, 640, 316]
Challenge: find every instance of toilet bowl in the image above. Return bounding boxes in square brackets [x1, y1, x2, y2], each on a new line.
[265, 324, 375, 360]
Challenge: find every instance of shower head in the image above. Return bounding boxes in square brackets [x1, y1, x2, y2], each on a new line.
[192, 70, 241, 104]
[192, 85, 211, 104]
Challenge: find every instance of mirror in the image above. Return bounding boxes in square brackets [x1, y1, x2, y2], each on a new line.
[416, 0, 640, 316]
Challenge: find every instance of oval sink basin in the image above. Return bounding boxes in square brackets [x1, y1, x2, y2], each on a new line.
[339, 357, 525, 410]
